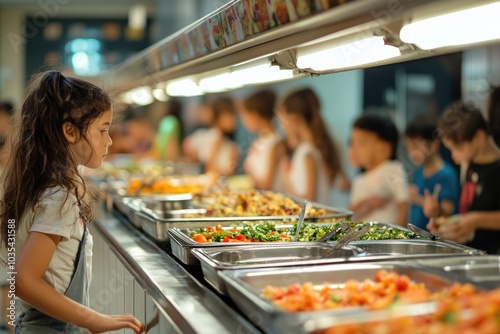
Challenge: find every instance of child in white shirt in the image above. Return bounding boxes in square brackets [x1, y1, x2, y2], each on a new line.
[241, 89, 285, 191]
[349, 114, 409, 226]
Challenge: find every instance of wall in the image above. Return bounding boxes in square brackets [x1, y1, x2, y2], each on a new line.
[0, 7, 25, 108]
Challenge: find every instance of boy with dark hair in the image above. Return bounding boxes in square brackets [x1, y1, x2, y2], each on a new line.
[405, 119, 459, 230]
[349, 114, 409, 226]
[426, 101, 500, 254]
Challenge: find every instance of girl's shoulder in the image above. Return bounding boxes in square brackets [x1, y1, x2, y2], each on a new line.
[35, 187, 79, 217]
[27, 187, 80, 241]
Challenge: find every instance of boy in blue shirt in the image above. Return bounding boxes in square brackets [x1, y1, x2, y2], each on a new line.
[404, 119, 460, 230]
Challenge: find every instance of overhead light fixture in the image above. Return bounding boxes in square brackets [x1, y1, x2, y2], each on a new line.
[166, 78, 204, 97]
[152, 85, 169, 101]
[199, 72, 242, 93]
[129, 5, 147, 31]
[129, 86, 153, 106]
[400, 2, 500, 50]
[229, 60, 294, 85]
[297, 36, 401, 71]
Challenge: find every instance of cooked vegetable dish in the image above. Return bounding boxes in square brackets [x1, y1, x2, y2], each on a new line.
[262, 270, 477, 312]
[189, 221, 422, 243]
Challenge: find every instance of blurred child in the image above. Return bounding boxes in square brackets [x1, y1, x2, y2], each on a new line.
[151, 99, 184, 161]
[278, 88, 346, 204]
[184, 97, 239, 176]
[241, 89, 285, 191]
[405, 119, 460, 230]
[349, 114, 409, 226]
[426, 101, 500, 254]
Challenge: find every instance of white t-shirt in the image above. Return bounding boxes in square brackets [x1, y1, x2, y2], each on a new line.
[350, 161, 409, 224]
[244, 132, 283, 192]
[0, 188, 93, 308]
[289, 142, 331, 205]
[191, 128, 237, 175]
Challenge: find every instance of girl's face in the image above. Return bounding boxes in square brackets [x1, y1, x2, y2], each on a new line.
[217, 112, 237, 135]
[240, 109, 260, 133]
[69, 109, 113, 168]
[278, 110, 300, 148]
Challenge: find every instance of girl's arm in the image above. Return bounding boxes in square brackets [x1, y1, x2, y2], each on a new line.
[302, 154, 318, 201]
[16, 232, 144, 334]
[284, 154, 316, 201]
[205, 134, 223, 175]
[252, 141, 285, 190]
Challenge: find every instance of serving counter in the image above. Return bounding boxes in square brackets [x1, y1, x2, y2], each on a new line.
[90, 210, 261, 334]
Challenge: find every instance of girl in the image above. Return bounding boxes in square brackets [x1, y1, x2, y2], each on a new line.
[0, 71, 144, 333]
[278, 88, 347, 204]
[184, 97, 240, 176]
[241, 89, 285, 191]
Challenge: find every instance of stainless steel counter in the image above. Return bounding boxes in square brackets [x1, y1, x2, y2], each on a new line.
[92, 211, 261, 334]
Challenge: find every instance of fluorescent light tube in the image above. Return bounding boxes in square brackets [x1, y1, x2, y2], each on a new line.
[230, 64, 293, 85]
[166, 79, 204, 97]
[129, 86, 153, 106]
[400, 2, 500, 50]
[297, 36, 400, 71]
[199, 73, 242, 93]
[152, 88, 168, 101]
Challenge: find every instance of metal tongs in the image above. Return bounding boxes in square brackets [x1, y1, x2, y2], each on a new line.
[317, 221, 351, 243]
[331, 223, 371, 251]
[407, 223, 440, 241]
[293, 201, 308, 242]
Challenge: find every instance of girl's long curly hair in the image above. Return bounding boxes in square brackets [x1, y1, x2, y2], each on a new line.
[1, 70, 111, 247]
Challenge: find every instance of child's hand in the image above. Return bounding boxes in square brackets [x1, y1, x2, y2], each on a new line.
[422, 184, 441, 218]
[426, 218, 441, 236]
[351, 196, 388, 221]
[438, 213, 477, 244]
[88, 314, 145, 334]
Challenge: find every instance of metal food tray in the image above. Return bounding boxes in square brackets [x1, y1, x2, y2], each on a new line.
[301, 302, 439, 334]
[191, 239, 482, 294]
[192, 244, 367, 294]
[136, 199, 351, 244]
[410, 255, 500, 288]
[140, 199, 353, 222]
[168, 221, 427, 266]
[169, 223, 298, 263]
[218, 263, 474, 334]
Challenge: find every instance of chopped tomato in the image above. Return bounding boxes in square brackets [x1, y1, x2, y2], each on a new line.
[223, 237, 230, 242]
[215, 224, 223, 231]
[192, 234, 208, 243]
[396, 275, 410, 291]
[235, 234, 247, 241]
